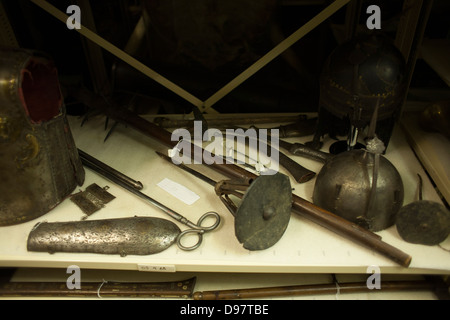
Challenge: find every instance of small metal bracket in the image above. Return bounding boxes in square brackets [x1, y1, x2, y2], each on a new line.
[70, 183, 115, 218]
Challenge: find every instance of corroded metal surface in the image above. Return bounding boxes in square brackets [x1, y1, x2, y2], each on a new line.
[320, 34, 406, 123]
[311, 34, 407, 151]
[0, 47, 85, 226]
[396, 200, 450, 246]
[313, 149, 404, 232]
[234, 173, 292, 250]
[70, 183, 115, 217]
[27, 216, 181, 256]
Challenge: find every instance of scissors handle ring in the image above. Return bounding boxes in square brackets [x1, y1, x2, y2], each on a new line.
[195, 211, 221, 231]
[176, 229, 204, 251]
[176, 211, 221, 251]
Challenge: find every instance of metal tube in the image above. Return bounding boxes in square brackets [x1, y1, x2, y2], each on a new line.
[78, 149, 143, 190]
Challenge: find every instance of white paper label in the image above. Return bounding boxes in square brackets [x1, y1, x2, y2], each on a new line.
[157, 178, 200, 205]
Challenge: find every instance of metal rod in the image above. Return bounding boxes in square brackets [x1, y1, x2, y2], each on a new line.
[78, 150, 200, 229]
[78, 149, 143, 190]
[156, 152, 217, 188]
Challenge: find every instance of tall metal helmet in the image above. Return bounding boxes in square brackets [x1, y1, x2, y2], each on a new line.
[0, 47, 85, 226]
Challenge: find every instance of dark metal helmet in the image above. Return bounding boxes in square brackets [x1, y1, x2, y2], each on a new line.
[0, 47, 85, 226]
[319, 34, 407, 125]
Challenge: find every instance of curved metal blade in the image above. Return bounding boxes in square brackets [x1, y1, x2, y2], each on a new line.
[27, 216, 181, 256]
[235, 173, 292, 250]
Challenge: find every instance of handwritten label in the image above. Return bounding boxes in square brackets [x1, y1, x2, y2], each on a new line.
[138, 264, 176, 273]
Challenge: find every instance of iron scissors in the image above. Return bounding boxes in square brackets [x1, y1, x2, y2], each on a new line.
[173, 210, 221, 251]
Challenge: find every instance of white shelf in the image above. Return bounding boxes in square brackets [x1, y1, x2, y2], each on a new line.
[0, 114, 449, 275]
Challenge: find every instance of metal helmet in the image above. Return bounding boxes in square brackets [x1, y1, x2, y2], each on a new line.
[312, 149, 404, 232]
[319, 34, 406, 123]
[0, 47, 85, 226]
[312, 35, 407, 152]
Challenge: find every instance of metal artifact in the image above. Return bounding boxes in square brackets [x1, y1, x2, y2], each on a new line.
[271, 118, 317, 139]
[278, 139, 333, 162]
[70, 183, 115, 218]
[0, 277, 196, 299]
[419, 101, 450, 139]
[0, 47, 85, 226]
[282, 137, 405, 232]
[312, 148, 404, 232]
[193, 278, 444, 300]
[78, 149, 143, 190]
[153, 114, 310, 130]
[27, 216, 181, 256]
[154, 115, 317, 139]
[219, 174, 293, 250]
[284, 103, 404, 232]
[223, 128, 316, 183]
[78, 150, 221, 251]
[310, 34, 407, 153]
[156, 151, 291, 251]
[396, 174, 450, 246]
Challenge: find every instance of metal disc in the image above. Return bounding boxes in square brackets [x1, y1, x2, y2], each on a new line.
[235, 173, 292, 250]
[396, 201, 450, 246]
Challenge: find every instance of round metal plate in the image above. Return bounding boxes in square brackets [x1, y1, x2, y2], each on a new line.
[235, 173, 292, 250]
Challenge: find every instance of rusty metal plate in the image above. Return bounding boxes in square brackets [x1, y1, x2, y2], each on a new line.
[70, 183, 115, 217]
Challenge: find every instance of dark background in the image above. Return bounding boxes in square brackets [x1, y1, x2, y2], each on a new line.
[3, 0, 449, 115]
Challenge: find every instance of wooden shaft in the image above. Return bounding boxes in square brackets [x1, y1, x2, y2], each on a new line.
[193, 280, 436, 300]
[290, 196, 411, 267]
[0, 278, 196, 298]
[209, 161, 411, 267]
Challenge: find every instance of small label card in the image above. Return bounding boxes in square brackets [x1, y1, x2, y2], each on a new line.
[157, 178, 200, 205]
